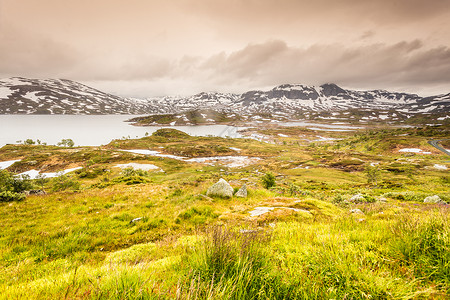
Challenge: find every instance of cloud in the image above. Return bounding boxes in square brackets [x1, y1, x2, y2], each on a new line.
[83, 39, 450, 97]
[0, 25, 81, 78]
[1, 0, 449, 96]
[189, 39, 450, 91]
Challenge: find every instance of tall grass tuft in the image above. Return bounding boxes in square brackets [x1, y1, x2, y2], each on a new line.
[390, 213, 450, 293]
[180, 226, 296, 299]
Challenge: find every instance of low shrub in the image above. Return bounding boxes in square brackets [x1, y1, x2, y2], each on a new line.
[0, 190, 25, 202]
[51, 175, 81, 192]
[261, 172, 276, 189]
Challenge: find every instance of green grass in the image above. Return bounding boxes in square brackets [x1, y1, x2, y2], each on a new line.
[0, 126, 449, 299]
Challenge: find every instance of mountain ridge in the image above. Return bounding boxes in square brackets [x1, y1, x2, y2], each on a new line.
[0, 77, 448, 120]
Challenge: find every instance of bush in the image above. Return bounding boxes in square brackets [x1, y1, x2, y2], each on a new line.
[23, 139, 35, 145]
[0, 191, 25, 202]
[365, 165, 380, 185]
[57, 138, 75, 147]
[261, 172, 276, 189]
[0, 170, 33, 201]
[51, 175, 80, 192]
[76, 167, 108, 179]
[120, 167, 149, 177]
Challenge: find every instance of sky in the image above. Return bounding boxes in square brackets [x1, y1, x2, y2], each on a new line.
[1, 0, 450, 97]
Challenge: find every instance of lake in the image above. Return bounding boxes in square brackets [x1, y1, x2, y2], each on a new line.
[0, 115, 243, 147]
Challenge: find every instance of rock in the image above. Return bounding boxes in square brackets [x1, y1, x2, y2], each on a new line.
[350, 194, 365, 203]
[350, 208, 364, 215]
[377, 197, 387, 202]
[24, 189, 46, 196]
[206, 178, 234, 198]
[235, 184, 247, 198]
[424, 195, 447, 204]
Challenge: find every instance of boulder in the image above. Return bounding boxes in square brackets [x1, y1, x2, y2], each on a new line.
[235, 184, 248, 198]
[206, 178, 234, 198]
[424, 195, 447, 204]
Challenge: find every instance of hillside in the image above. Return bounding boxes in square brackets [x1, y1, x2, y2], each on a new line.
[0, 125, 449, 298]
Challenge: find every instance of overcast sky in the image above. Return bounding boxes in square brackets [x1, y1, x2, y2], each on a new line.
[1, 0, 449, 97]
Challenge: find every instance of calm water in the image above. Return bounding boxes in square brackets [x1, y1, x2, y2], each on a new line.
[0, 115, 243, 147]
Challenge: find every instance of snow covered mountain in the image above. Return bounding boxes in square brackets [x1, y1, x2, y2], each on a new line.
[154, 83, 449, 115]
[0, 78, 448, 121]
[0, 77, 155, 114]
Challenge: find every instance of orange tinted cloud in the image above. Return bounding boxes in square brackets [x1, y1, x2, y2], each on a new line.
[1, 0, 449, 96]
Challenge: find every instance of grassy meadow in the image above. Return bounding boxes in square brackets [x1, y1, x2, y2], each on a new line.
[0, 125, 449, 299]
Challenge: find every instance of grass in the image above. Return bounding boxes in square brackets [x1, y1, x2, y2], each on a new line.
[0, 126, 449, 299]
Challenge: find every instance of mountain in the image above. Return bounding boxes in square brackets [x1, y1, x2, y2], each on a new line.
[153, 83, 449, 115]
[0, 77, 155, 114]
[0, 78, 448, 122]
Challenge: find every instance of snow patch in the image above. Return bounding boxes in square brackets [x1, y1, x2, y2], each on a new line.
[434, 164, 447, 170]
[0, 87, 13, 99]
[120, 149, 260, 168]
[0, 159, 21, 170]
[186, 156, 260, 168]
[16, 167, 82, 179]
[115, 163, 162, 172]
[121, 149, 186, 160]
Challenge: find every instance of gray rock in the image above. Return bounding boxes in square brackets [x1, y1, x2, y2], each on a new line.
[350, 208, 364, 215]
[206, 178, 234, 198]
[235, 184, 248, 198]
[24, 189, 46, 196]
[424, 195, 447, 204]
[350, 194, 365, 203]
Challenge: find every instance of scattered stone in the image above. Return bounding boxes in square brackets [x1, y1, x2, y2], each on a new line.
[234, 184, 248, 198]
[350, 208, 364, 215]
[24, 189, 46, 196]
[206, 178, 234, 198]
[350, 194, 365, 203]
[424, 195, 447, 204]
[131, 217, 142, 223]
[249, 207, 274, 217]
[248, 206, 311, 217]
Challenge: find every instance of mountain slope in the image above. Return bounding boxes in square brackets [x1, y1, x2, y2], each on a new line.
[0, 77, 156, 114]
[0, 78, 448, 120]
